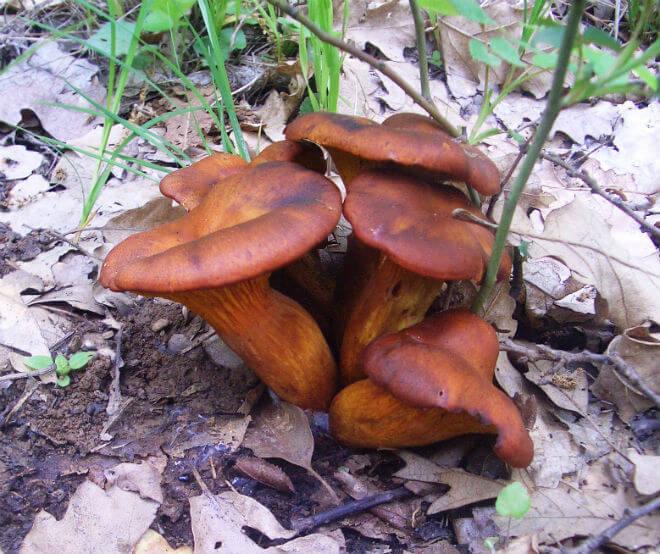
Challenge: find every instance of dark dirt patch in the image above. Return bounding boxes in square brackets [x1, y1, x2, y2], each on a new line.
[0, 224, 56, 277]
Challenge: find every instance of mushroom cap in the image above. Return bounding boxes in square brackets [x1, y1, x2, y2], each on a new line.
[343, 169, 511, 282]
[382, 113, 500, 196]
[159, 152, 248, 210]
[285, 112, 500, 195]
[362, 309, 534, 468]
[100, 161, 342, 294]
[329, 378, 496, 449]
[252, 140, 326, 174]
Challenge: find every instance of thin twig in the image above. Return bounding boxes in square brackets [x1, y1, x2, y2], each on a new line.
[560, 495, 660, 554]
[501, 338, 660, 409]
[540, 151, 660, 240]
[0, 365, 55, 382]
[291, 486, 413, 533]
[266, 0, 460, 137]
[409, 0, 431, 101]
[471, 0, 587, 313]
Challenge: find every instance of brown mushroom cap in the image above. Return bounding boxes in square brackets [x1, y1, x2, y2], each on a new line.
[285, 112, 500, 195]
[361, 309, 534, 468]
[101, 161, 342, 294]
[159, 152, 248, 210]
[343, 169, 511, 283]
[252, 140, 326, 174]
[382, 113, 500, 196]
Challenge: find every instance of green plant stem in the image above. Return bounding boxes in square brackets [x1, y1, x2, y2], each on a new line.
[471, 0, 586, 314]
[409, 0, 432, 101]
[267, 0, 460, 137]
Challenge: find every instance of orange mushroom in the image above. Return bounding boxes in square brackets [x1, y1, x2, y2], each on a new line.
[100, 161, 341, 410]
[329, 309, 534, 468]
[159, 152, 247, 210]
[285, 112, 500, 194]
[338, 169, 511, 385]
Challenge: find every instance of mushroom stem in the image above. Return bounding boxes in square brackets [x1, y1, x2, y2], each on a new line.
[338, 244, 443, 386]
[171, 275, 337, 411]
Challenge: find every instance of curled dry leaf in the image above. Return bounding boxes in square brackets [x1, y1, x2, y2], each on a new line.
[234, 456, 295, 494]
[104, 457, 166, 503]
[244, 399, 337, 502]
[19, 480, 158, 554]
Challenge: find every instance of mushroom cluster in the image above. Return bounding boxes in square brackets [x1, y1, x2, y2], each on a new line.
[100, 112, 533, 468]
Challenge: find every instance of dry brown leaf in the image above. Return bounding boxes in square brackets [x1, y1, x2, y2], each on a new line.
[0, 42, 105, 141]
[165, 415, 251, 458]
[506, 196, 660, 329]
[189, 491, 340, 553]
[481, 466, 660, 549]
[244, 399, 336, 501]
[627, 449, 660, 496]
[104, 457, 166, 503]
[551, 101, 619, 144]
[525, 363, 589, 416]
[393, 451, 504, 515]
[234, 456, 295, 493]
[344, 0, 415, 62]
[19, 480, 158, 554]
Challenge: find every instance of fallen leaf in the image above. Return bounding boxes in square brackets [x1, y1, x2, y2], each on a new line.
[7, 175, 52, 208]
[19, 479, 158, 554]
[592, 101, 660, 195]
[479, 466, 660, 549]
[393, 451, 504, 515]
[234, 456, 295, 493]
[189, 491, 340, 553]
[0, 42, 105, 141]
[0, 145, 43, 180]
[244, 399, 336, 501]
[551, 101, 619, 144]
[134, 529, 192, 554]
[344, 0, 415, 62]
[627, 449, 660, 496]
[104, 458, 166, 503]
[165, 415, 251, 458]
[525, 363, 589, 416]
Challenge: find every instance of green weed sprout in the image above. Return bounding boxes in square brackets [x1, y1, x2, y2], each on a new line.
[24, 352, 94, 388]
[483, 481, 531, 551]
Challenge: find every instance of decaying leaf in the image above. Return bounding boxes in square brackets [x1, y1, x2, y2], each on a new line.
[244, 399, 336, 501]
[189, 491, 340, 553]
[104, 456, 166, 503]
[19, 479, 159, 554]
[393, 451, 504, 515]
[627, 449, 660, 496]
[234, 455, 295, 493]
[0, 42, 105, 141]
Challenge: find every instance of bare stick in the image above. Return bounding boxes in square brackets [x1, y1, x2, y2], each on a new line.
[561, 495, 660, 554]
[291, 486, 413, 533]
[0, 365, 55, 382]
[409, 0, 431, 101]
[541, 151, 660, 240]
[267, 0, 460, 137]
[471, 0, 587, 313]
[501, 338, 660, 409]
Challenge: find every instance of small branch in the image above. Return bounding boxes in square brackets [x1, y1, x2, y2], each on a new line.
[540, 151, 660, 240]
[0, 365, 55, 382]
[471, 0, 587, 313]
[267, 0, 460, 137]
[409, 0, 432, 101]
[501, 338, 660, 409]
[291, 486, 413, 533]
[561, 495, 660, 554]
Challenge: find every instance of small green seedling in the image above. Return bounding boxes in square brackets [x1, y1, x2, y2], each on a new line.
[23, 351, 94, 388]
[496, 481, 531, 519]
[485, 481, 531, 550]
